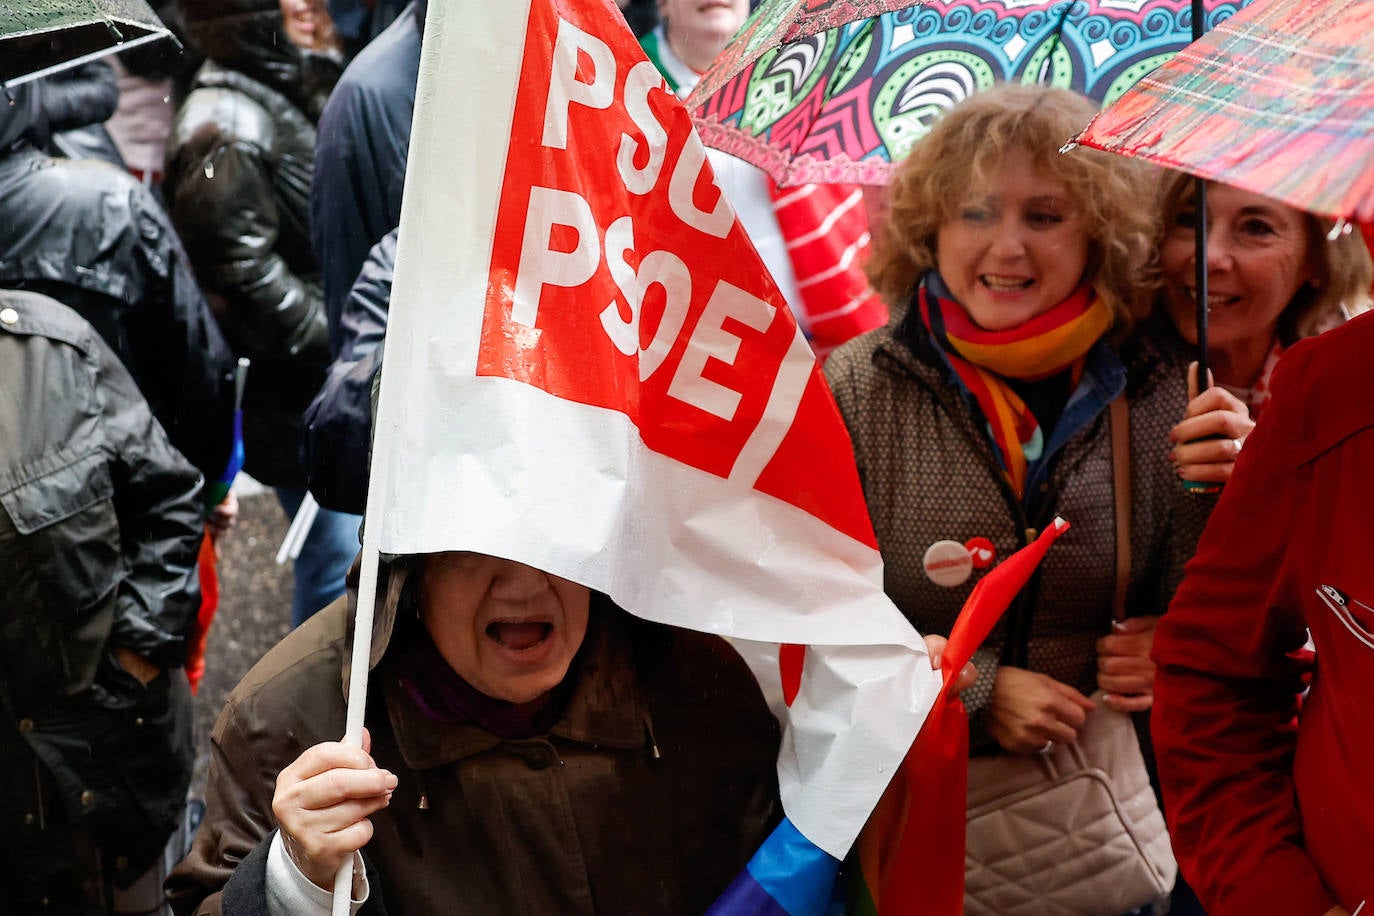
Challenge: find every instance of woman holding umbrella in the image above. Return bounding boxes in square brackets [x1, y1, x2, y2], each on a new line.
[1146, 181, 1372, 916]
[1155, 174, 1371, 484]
[1150, 241, 1374, 915]
[825, 82, 1209, 910]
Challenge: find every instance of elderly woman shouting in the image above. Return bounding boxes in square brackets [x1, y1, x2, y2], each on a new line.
[1154, 174, 1371, 484]
[168, 550, 970, 914]
[826, 83, 1211, 911]
[167, 552, 781, 914]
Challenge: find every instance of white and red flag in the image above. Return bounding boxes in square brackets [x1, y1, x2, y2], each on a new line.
[343, 0, 941, 910]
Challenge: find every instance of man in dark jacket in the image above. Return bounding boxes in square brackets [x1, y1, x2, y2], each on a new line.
[302, 228, 394, 513]
[0, 289, 204, 914]
[166, 0, 361, 626]
[311, 0, 423, 355]
[0, 80, 234, 481]
[304, 0, 421, 513]
[327, 0, 412, 59]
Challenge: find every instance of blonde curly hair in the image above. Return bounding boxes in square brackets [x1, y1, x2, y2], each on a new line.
[1156, 170, 1373, 341]
[867, 83, 1158, 331]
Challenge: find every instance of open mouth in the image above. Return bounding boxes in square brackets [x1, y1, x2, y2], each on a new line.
[486, 620, 554, 652]
[980, 275, 1033, 293]
[1186, 287, 1241, 312]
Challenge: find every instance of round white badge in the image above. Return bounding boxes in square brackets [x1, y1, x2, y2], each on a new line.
[0, 307, 18, 326]
[923, 539, 973, 587]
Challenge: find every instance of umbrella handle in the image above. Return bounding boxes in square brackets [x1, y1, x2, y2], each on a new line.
[1182, 177, 1219, 496]
[1190, 0, 1210, 393]
[1193, 178, 1210, 394]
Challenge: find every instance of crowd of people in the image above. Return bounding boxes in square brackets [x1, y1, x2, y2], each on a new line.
[2, 0, 1371, 914]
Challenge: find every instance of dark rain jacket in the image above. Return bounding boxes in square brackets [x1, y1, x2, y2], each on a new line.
[164, 0, 342, 487]
[312, 0, 423, 354]
[166, 564, 781, 916]
[0, 82, 235, 480]
[824, 317, 1215, 745]
[327, 0, 413, 59]
[38, 60, 119, 135]
[41, 60, 128, 172]
[0, 290, 200, 908]
[302, 227, 394, 513]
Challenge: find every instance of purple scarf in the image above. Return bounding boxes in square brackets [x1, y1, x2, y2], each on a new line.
[392, 620, 575, 740]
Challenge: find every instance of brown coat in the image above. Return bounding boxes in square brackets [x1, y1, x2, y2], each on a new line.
[167, 567, 781, 915]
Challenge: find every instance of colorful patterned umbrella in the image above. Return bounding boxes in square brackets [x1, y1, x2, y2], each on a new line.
[1076, 0, 1374, 223]
[688, 0, 1254, 187]
[0, 0, 173, 90]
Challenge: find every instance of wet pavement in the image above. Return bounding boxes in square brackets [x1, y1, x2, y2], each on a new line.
[190, 489, 294, 797]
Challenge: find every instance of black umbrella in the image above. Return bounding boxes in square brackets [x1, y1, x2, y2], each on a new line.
[0, 0, 174, 90]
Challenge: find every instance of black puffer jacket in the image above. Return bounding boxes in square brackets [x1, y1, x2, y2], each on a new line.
[0, 290, 200, 908]
[0, 83, 235, 480]
[165, 0, 342, 487]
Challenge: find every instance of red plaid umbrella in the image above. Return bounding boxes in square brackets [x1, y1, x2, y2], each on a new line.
[1076, 0, 1374, 223]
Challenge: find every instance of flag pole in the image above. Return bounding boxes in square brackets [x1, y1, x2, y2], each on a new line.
[329, 0, 456, 907]
[329, 458, 387, 914]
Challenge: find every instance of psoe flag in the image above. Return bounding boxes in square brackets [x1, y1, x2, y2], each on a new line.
[369, 0, 941, 909]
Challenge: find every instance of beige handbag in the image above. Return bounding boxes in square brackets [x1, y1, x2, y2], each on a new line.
[962, 397, 1177, 916]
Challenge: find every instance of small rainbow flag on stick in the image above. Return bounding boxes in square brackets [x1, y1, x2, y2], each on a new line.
[851, 520, 1071, 916]
[205, 357, 248, 507]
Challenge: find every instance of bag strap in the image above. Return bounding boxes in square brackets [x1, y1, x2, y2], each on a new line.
[1109, 395, 1131, 624]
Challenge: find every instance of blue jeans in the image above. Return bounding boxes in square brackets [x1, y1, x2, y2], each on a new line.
[275, 487, 362, 627]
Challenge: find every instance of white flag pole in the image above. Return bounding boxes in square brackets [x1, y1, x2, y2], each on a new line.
[329, 0, 465, 907]
[329, 469, 386, 914]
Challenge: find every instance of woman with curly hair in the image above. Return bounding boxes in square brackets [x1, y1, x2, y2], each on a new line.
[826, 83, 1211, 910]
[1153, 173, 1371, 485]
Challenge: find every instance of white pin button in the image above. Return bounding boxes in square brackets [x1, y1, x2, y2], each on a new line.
[0, 308, 17, 326]
[923, 539, 973, 587]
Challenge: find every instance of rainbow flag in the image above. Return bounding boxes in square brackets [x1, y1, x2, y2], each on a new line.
[851, 521, 1072, 915]
[708, 818, 843, 916]
[205, 357, 248, 506]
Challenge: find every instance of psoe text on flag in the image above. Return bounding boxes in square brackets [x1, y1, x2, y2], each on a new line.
[479, 2, 870, 546]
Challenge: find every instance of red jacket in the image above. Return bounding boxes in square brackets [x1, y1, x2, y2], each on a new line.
[1152, 313, 1374, 916]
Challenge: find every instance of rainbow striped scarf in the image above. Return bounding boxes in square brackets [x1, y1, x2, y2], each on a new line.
[919, 280, 1113, 498]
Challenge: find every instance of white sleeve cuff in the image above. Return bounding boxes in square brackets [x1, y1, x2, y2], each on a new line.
[266, 830, 369, 916]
